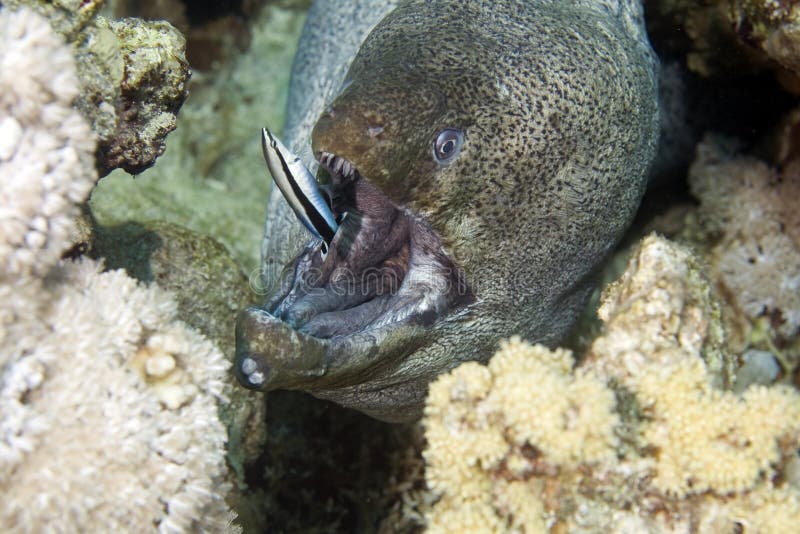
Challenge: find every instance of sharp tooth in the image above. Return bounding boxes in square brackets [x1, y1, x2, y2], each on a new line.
[334, 157, 344, 175]
[342, 160, 351, 177]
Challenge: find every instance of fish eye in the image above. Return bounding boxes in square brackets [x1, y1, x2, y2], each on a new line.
[433, 128, 463, 164]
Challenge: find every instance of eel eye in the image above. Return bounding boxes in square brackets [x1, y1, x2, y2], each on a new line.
[433, 128, 463, 164]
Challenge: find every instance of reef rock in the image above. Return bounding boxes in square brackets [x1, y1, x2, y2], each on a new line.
[420, 235, 800, 532]
[89, 4, 306, 271]
[3, 0, 190, 175]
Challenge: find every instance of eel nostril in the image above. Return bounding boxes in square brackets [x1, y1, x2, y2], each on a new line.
[247, 370, 266, 386]
[235, 353, 268, 388]
[240, 357, 257, 375]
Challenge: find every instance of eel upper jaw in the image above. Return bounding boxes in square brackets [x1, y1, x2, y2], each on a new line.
[319, 151, 361, 184]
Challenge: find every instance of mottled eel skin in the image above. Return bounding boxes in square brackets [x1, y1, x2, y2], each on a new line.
[235, 0, 659, 422]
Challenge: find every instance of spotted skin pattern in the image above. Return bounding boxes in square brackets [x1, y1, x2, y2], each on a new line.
[238, 0, 659, 422]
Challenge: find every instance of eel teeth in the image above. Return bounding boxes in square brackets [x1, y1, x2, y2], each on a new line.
[319, 151, 360, 183]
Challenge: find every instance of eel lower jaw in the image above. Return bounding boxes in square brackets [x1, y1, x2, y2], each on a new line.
[234, 152, 472, 393]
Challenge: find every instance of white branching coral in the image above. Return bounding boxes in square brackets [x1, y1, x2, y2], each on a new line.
[421, 235, 800, 533]
[1, 262, 233, 533]
[0, 8, 235, 533]
[0, 6, 95, 278]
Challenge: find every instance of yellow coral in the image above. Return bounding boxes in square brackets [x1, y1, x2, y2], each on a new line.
[494, 480, 547, 534]
[637, 358, 800, 495]
[487, 339, 619, 466]
[728, 486, 800, 533]
[424, 338, 619, 531]
[424, 361, 507, 500]
[419, 235, 800, 532]
[426, 495, 506, 534]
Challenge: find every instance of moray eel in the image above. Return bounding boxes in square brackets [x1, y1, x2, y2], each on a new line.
[235, 0, 659, 422]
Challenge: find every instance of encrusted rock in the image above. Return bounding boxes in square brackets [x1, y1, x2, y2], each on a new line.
[3, 0, 190, 175]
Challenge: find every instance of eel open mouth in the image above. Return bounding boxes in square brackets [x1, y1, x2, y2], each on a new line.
[266, 150, 468, 339]
[235, 147, 472, 393]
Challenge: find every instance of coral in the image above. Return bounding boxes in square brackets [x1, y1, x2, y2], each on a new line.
[423, 339, 619, 532]
[2, 0, 190, 175]
[420, 235, 800, 532]
[733, 0, 800, 90]
[688, 134, 800, 350]
[0, 6, 95, 278]
[646, 1, 761, 76]
[378, 424, 432, 533]
[87, 218, 267, 481]
[88, 219, 255, 347]
[1, 263, 235, 533]
[0, 7, 235, 532]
